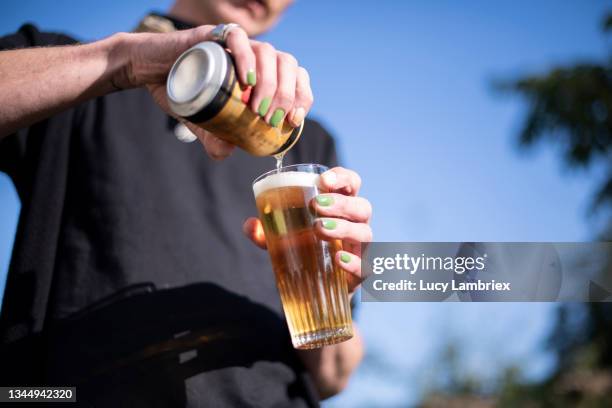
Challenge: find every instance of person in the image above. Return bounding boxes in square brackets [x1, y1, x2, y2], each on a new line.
[0, 0, 373, 406]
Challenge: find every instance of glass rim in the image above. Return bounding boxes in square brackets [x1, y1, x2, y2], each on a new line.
[252, 163, 329, 186]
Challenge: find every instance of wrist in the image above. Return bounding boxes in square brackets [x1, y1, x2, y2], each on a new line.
[102, 30, 199, 91]
[102, 32, 137, 91]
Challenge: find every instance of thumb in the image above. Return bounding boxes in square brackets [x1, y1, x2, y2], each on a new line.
[243, 217, 267, 250]
[146, 84, 235, 160]
[185, 123, 235, 160]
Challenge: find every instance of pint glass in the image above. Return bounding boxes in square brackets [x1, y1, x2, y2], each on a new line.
[253, 164, 353, 349]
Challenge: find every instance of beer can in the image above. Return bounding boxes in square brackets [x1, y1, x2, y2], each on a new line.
[166, 41, 302, 157]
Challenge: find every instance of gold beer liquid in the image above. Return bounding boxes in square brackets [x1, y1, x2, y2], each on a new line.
[254, 172, 353, 349]
[274, 153, 284, 172]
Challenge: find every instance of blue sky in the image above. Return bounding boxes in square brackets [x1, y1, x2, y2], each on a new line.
[1, 0, 609, 405]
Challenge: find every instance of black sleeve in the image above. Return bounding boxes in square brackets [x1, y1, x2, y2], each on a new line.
[0, 24, 78, 180]
[0, 23, 77, 50]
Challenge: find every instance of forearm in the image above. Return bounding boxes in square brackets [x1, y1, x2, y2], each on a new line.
[0, 34, 129, 138]
[298, 323, 364, 399]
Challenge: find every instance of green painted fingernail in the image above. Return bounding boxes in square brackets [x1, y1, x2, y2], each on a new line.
[247, 70, 256, 86]
[270, 108, 285, 127]
[322, 219, 337, 230]
[315, 195, 333, 206]
[340, 253, 351, 263]
[258, 97, 271, 116]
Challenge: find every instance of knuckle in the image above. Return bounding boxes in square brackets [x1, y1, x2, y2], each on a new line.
[258, 79, 277, 93]
[352, 197, 366, 217]
[204, 144, 220, 159]
[257, 41, 276, 55]
[364, 226, 373, 242]
[364, 199, 373, 218]
[298, 66, 310, 81]
[303, 93, 314, 108]
[113, 32, 131, 43]
[334, 194, 347, 212]
[352, 172, 362, 189]
[226, 30, 239, 44]
[194, 25, 212, 38]
[298, 83, 314, 102]
[277, 52, 298, 66]
[229, 26, 247, 38]
[256, 71, 277, 89]
[274, 89, 294, 107]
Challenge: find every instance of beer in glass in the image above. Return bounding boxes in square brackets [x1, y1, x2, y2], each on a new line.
[252, 164, 353, 349]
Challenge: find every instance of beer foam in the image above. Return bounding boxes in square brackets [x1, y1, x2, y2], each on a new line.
[253, 171, 320, 197]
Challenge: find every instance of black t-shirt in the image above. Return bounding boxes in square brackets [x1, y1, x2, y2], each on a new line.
[0, 24, 339, 407]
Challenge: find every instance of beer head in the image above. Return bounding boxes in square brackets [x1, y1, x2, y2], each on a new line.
[253, 170, 320, 198]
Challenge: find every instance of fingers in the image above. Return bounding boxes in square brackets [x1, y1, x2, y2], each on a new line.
[312, 194, 372, 223]
[265, 51, 297, 127]
[336, 250, 363, 294]
[248, 41, 313, 129]
[250, 41, 278, 120]
[224, 27, 257, 87]
[187, 24, 215, 45]
[185, 30, 314, 134]
[315, 218, 373, 245]
[203, 132, 236, 160]
[288, 67, 313, 127]
[242, 217, 267, 250]
[184, 122, 235, 160]
[147, 85, 234, 160]
[319, 167, 362, 196]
